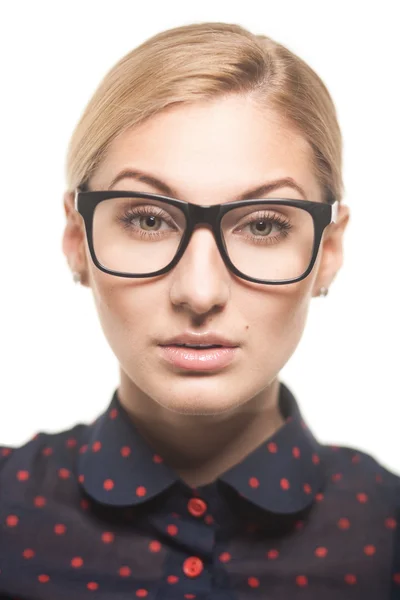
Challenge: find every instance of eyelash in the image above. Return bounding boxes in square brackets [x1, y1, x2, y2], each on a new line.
[118, 205, 293, 244]
[119, 206, 178, 234]
[236, 211, 292, 244]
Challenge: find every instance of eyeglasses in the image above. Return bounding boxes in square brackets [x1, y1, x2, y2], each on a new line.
[74, 187, 338, 285]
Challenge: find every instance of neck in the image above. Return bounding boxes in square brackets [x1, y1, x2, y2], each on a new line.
[118, 374, 285, 488]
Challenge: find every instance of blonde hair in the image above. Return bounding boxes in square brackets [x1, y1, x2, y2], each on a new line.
[65, 21, 344, 204]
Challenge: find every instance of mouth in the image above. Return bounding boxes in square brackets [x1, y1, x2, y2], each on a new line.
[158, 344, 238, 371]
[168, 343, 225, 349]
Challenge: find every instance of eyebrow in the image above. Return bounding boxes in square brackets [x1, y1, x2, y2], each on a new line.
[108, 168, 308, 201]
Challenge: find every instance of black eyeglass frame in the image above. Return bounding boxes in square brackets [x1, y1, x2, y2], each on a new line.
[74, 187, 339, 285]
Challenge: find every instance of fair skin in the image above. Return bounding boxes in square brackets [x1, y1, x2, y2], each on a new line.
[62, 94, 350, 488]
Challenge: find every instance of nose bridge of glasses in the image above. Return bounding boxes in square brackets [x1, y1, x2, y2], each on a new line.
[187, 203, 221, 229]
[182, 203, 225, 262]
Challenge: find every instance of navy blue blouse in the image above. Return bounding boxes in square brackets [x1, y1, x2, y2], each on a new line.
[1, 381, 400, 599]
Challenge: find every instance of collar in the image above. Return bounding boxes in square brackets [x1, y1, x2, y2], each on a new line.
[78, 381, 326, 514]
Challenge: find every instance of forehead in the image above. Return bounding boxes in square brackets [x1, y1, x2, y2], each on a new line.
[92, 95, 320, 202]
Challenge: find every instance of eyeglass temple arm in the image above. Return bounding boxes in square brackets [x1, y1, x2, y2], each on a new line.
[331, 201, 339, 224]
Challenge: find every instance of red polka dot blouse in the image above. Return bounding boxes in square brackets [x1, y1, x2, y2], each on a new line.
[1, 382, 400, 599]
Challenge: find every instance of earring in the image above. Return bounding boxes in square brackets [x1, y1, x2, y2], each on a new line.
[72, 271, 81, 284]
[319, 286, 329, 297]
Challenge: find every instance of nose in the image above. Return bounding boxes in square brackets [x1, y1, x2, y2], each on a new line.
[169, 224, 230, 316]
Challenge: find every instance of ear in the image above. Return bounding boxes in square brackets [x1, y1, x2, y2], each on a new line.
[312, 203, 350, 297]
[62, 191, 90, 287]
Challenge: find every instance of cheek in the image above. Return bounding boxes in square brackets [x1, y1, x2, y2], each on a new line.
[244, 283, 311, 347]
[239, 288, 310, 381]
[89, 272, 150, 351]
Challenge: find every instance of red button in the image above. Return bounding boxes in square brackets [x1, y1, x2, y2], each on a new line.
[187, 497, 207, 517]
[183, 556, 204, 578]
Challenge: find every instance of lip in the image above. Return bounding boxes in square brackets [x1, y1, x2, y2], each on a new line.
[158, 345, 238, 372]
[160, 331, 239, 348]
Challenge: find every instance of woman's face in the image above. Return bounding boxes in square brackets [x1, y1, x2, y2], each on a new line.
[63, 94, 349, 418]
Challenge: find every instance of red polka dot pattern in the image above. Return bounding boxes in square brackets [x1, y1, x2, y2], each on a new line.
[0, 382, 399, 598]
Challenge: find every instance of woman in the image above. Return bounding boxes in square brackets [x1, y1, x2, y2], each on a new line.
[1, 21, 399, 600]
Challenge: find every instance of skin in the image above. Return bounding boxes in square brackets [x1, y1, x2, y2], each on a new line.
[62, 94, 350, 488]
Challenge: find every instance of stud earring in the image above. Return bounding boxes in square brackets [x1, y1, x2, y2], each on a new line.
[319, 286, 329, 297]
[72, 271, 82, 284]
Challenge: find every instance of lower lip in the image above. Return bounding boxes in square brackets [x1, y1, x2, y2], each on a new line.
[158, 345, 238, 371]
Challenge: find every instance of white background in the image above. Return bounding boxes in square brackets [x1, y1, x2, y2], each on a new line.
[0, 1, 399, 475]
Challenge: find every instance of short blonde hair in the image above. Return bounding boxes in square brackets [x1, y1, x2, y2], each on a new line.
[65, 21, 344, 204]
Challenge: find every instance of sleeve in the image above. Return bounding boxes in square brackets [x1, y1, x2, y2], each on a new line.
[0, 445, 14, 475]
[390, 483, 400, 599]
[0, 444, 16, 505]
[0, 435, 45, 503]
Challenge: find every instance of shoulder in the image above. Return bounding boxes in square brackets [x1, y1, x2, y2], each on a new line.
[318, 444, 400, 594]
[321, 442, 400, 481]
[0, 421, 91, 505]
[319, 442, 400, 507]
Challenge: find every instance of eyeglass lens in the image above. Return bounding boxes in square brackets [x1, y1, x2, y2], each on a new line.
[92, 196, 315, 281]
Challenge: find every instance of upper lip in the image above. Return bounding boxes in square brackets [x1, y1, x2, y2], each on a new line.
[160, 332, 239, 347]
